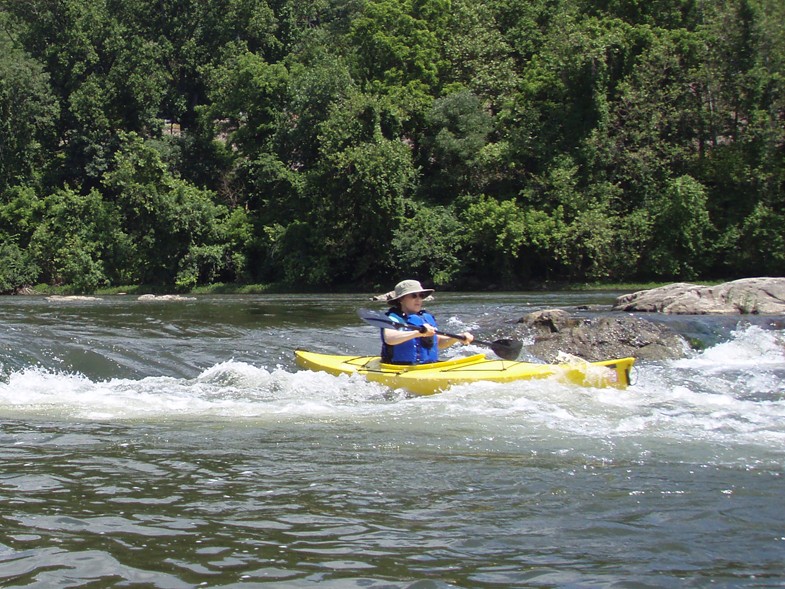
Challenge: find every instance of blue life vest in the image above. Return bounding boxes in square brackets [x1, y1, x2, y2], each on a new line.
[381, 310, 439, 364]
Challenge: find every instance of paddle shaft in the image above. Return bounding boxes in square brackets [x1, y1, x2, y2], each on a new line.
[405, 323, 492, 347]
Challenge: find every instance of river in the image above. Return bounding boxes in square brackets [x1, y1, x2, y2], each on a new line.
[1, 292, 784, 588]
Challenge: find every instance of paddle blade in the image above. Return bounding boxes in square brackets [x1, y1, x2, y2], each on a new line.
[490, 339, 523, 361]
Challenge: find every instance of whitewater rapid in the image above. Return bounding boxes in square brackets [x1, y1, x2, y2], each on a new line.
[2, 324, 782, 466]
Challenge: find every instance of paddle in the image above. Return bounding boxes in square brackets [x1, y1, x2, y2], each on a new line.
[357, 308, 523, 361]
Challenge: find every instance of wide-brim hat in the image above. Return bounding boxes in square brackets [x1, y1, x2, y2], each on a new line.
[388, 279, 434, 303]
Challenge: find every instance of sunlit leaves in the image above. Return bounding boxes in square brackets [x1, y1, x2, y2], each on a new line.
[1, 0, 784, 288]
[0, 28, 59, 191]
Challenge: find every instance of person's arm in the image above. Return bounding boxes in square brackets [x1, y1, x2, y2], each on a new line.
[383, 324, 436, 345]
[437, 332, 474, 349]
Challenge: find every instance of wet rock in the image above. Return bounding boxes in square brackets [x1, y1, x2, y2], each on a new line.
[137, 294, 197, 301]
[613, 277, 785, 315]
[519, 309, 576, 333]
[517, 310, 689, 362]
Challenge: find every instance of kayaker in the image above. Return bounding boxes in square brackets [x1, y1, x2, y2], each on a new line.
[381, 279, 474, 364]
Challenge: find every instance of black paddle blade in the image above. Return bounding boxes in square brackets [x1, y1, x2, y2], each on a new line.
[489, 339, 523, 361]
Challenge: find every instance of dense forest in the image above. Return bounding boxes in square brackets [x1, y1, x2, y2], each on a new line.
[0, 0, 783, 293]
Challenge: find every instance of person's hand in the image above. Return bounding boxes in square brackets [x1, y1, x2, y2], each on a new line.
[460, 332, 474, 345]
[419, 324, 436, 337]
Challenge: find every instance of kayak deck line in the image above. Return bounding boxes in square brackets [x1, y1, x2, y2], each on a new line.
[348, 354, 492, 375]
[435, 359, 525, 373]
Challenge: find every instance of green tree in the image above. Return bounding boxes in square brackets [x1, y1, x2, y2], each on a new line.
[420, 90, 495, 200]
[730, 202, 785, 276]
[390, 204, 464, 285]
[218, 206, 256, 282]
[442, 0, 519, 111]
[0, 186, 45, 246]
[101, 133, 232, 285]
[349, 0, 442, 89]
[347, 0, 444, 129]
[278, 40, 354, 170]
[2, 0, 169, 184]
[696, 0, 785, 273]
[202, 50, 289, 155]
[0, 20, 59, 192]
[199, 47, 295, 222]
[287, 92, 416, 285]
[0, 241, 39, 293]
[517, 155, 622, 281]
[111, 0, 279, 126]
[28, 187, 124, 292]
[504, 10, 622, 173]
[578, 0, 702, 29]
[644, 175, 714, 279]
[458, 195, 528, 287]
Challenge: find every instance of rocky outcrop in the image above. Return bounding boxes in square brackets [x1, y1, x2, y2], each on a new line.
[517, 309, 689, 362]
[613, 277, 785, 314]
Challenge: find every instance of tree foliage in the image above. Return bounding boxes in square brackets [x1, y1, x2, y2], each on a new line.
[0, 0, 782, 292]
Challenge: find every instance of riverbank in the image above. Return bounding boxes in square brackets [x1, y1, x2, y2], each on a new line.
[16, 280, 725, 297]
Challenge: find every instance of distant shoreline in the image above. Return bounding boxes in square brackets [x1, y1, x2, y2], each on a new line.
[9, 280, 725, 297]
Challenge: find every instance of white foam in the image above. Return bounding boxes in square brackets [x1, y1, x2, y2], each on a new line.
[674, 324, 785, 369]
[1, 323, 784, 462]
[0, 362, 393, 421]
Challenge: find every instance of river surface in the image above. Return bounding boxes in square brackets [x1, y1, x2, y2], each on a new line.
[1, 292, 784, 588]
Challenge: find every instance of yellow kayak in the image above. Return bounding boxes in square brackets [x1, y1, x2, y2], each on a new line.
[295, 350, 635, 395]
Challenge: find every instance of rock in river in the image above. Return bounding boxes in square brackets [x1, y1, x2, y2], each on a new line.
[517, 309, 690, 362]
[613, 277, 785, 315]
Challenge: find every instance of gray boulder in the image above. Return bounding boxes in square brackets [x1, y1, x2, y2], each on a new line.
[613, 277, 785, 314]
[517, 309, 689, 362]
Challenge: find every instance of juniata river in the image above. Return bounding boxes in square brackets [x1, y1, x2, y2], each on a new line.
[1, 293, 784, 588]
